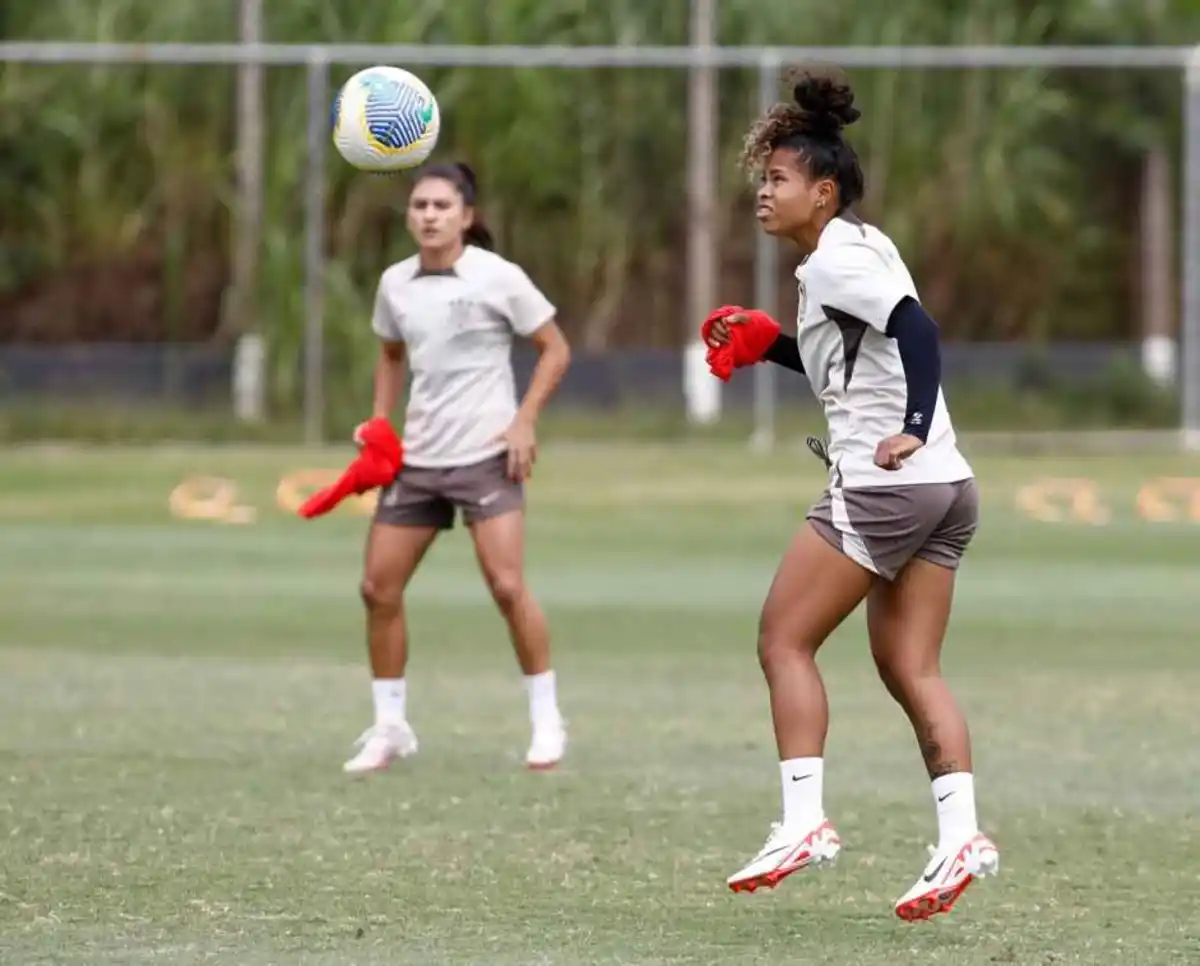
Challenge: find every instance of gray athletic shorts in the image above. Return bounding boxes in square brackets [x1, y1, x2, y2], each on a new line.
[807, 478, 979, 581]
[374, 453, 523, 530]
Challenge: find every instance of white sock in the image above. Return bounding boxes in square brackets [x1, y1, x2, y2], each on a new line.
[524, 670, 561, 728]
[931, 772, 979, 847]
[372, 678, 407, 726]
[780, 757, 825, 829]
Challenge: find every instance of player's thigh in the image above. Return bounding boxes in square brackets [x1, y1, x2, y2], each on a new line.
[760, 522, 875, 655]
[466, 509, 527, 598]
[864, 480, 976, 674]
[362, 520, 440, 597]
[363, 468, 450, 598]
[866, 555, 958, 680]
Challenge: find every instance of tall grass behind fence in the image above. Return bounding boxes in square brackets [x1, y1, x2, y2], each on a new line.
[0, 0, 1195, 425]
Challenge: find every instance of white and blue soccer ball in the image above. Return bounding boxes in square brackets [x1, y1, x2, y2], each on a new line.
[332, 66, 440, 172]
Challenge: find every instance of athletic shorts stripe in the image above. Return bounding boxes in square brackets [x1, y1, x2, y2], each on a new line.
[827, 485, 875, 571]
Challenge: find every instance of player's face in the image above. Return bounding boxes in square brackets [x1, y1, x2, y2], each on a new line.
[755, 147, 834, 240]
[407, 177, 474, 250]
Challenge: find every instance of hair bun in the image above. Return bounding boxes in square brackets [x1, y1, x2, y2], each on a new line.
[789, 65, 861, 138]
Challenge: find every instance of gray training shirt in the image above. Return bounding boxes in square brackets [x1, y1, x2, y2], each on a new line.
[371, 245, 556, 468]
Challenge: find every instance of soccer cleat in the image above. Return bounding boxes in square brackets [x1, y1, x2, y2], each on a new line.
[342, 721, 418, 775]
[894, 832, 1000, 922]
[726, 819, 842, 893]
[525, 718, 567, 770]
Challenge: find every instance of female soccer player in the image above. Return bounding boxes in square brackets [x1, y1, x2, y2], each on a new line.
[343, 162, 571, 776]
[708, 68, 998, 921]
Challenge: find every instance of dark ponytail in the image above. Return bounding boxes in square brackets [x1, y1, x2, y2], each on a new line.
[413, 161, 496, 251]
[464, 221, 495, 251]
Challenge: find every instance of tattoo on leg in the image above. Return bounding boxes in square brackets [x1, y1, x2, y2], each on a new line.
[919, 726, 959, 779]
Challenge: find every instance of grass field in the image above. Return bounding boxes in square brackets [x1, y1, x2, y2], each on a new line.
[1, 441, 1198, 965]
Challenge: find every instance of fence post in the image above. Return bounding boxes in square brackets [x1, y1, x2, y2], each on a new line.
[750, 52, 781, 452]
[304, 52, 330, 445]
[683, 0, 720, 426]
[1183, 48, 1200, 450]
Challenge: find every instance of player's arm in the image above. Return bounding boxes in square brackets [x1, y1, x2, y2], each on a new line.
[371, 339, 407, 420]
[368, 275, 407, 422]
[516, 320, 571, 426]
[762, 334, 805, 374]
[500, 266, 571, 481]
[506, 265, 571, 426]
[885, 297, 940, 444]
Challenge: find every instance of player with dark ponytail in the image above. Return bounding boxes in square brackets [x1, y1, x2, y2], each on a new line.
[344, 161, 572, 776]
[417, 162, 496, 250]
[709, 67, 999, 921]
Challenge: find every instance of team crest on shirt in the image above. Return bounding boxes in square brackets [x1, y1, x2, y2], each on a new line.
[447, 294, 504, 336]
[448, 296, 482, 328]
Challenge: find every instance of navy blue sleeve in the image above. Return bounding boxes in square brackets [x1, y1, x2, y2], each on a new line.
[762, 334, 805, 375]
[885, 296, 940, 443]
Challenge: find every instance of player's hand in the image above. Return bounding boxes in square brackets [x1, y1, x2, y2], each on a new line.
[704, 313, 749, 348]
[874, 434, 924, 470]
[352, 422, 369, 449]
[497, 417, 537, 483]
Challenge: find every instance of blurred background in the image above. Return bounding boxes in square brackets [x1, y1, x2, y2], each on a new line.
[3, 6, 1200, 966]
[1, 0, 1198, 446]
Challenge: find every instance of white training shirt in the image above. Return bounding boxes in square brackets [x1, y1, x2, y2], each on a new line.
[796, 215, 973, 489]
[372, 245, 556, 468]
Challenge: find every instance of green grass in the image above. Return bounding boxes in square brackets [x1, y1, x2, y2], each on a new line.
[1, 442, 1198, 965]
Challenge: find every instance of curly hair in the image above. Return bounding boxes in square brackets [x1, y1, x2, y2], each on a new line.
[739, 65, 865, 212]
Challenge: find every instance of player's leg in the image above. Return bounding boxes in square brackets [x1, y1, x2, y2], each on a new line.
[456, 455, 564, 769]
[864, 480, 998, 920]
[344, 472, 451, 775]
[727, 521, 874, 893]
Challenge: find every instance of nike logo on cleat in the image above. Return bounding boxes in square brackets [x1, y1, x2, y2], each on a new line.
[923, 858, 946, 883]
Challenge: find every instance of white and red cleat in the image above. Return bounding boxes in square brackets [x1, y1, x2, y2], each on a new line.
[894, 832, 999, 922]
[342, 721, 418, 775]
[726, 819, 842, 893]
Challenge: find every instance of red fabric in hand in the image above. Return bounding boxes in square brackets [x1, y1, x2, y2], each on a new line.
[297, 417, 404, 519]
[700, 305, 782, 382]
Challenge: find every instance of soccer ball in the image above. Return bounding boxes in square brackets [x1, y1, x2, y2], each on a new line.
[332, 66, 440, 172]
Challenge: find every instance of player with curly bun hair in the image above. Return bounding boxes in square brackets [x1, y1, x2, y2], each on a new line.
[709, 67, 998, 920]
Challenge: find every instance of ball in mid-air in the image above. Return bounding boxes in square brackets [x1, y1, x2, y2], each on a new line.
[332, 66, 440, 172]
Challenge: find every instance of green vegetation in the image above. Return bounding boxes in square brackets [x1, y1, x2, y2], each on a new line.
[1, 1, 1195, 421]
